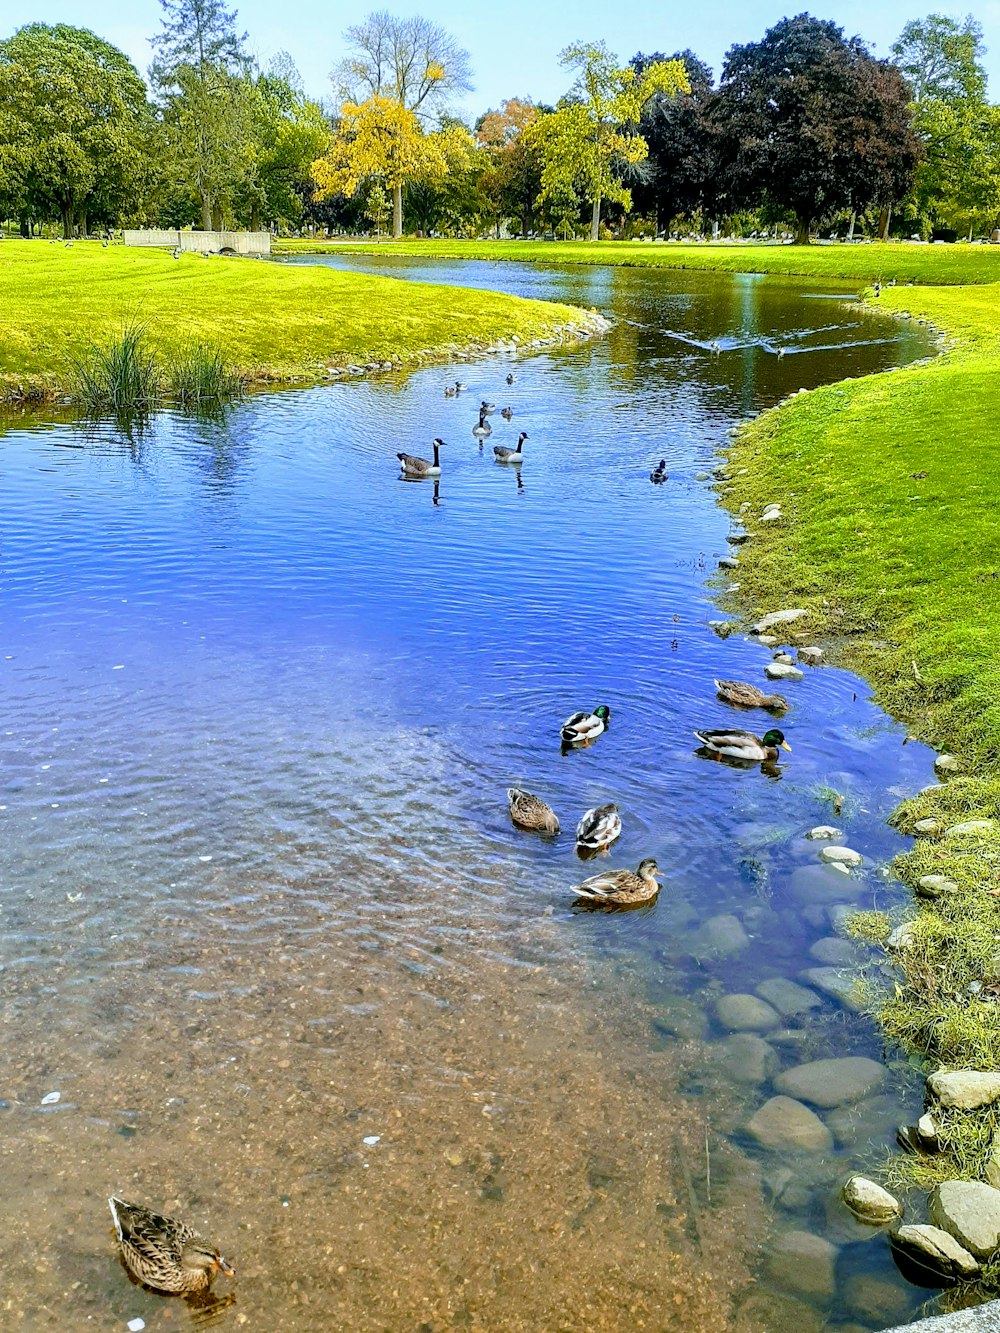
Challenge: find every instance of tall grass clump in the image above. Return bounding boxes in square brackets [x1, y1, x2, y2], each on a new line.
[168, 343, 245, 406]
[72, 318, 160, 414]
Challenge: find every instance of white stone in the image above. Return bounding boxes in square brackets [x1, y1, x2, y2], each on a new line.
[798, 646, 824, 664]
[890, 1224, 980, 1280]
[927, 1069, 1000, 1109]
[807, 826, 843, 840]
[765, 662, 805, 680]
[819, 845, 863, 866]
[760, 509, 783, 522]
[756, 634, 778, 646]
[746, 1096, 833, 1152]
[842, 1175, 901, 1223]
[754, 608, 808, 633]
[946, 819, 998, 837]
[917, 874, 958, 897]
[775, 1056, 886, 1108]
[934, 753, 961, 774]
[930, 1180, 1000, 1258]
[887, 922, 918, 951]
[913, 818, 941, 835]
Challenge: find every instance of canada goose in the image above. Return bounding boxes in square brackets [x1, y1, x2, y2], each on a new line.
[494, 431, 527, 463]
[397, 438, 444, 477]
[472, 410, 492, 440]
[481, 401, 497, 415]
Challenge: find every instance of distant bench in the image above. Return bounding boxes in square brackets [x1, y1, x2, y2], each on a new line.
[124, 230, 271, 255]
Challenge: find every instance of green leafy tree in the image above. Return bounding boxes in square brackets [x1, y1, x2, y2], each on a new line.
[630, 51, 716, 230]
[0, 24, 152, 237]
[364, 180, 389, 236]
[236, 66, 331, 230]
[333, 10, 472, 236]
[476, 99, 543, 237]
[528, 42, 689, 241]
[892, 13, 986, 103]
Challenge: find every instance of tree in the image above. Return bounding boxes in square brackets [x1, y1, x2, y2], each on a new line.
[0, 24, 152, 237]
[476, 99, 543, 236]
[332, 10, 472, 236]
[237, 68, 331, 230]
[711, 15, 921, 243]
[631, 50, 715, 228]
[150, 0, 248, 83]
[892, 13, 986, 103]
[529, 42, 689, 241]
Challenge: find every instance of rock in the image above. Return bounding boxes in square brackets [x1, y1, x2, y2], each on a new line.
[757, 634, 779, 646]
[765, 662, 805, 680]
[651, 994, 709, 1042]
[798, 646, 824, 665]
[806, 825, 842, 840]
[708, 619, 736, 638]
[842, 1273, 912, 1324]
[918, 1112, 940, 1150]
[799, 967, 863, 1011]
[946, 819, 998, 837]
[930, 1180, 1000, 1257]
[695, 471, 711, 481]
[726, 531, 750, 544]
[819, 845, 863, 867]
[927, 1069, 1000, 1110]
[917, 874, 959, 898]
[756, 977, 823, 1017]
[716, 993, 781, 1031]
[746, 1096, 834, 1152]
[712, 1033, 779, 1085]
[890, 1224, 980, 1280]
[753, 608, 808, 633]
[827, 1094, 900, 1147]
[775, 1056, 886, 1108]
[828, 905, 856, 932]
[790, 865, 858, 905]
[764, 1230, 837, 1301]
[773, 651, 795, 665]
[935, 753, 961, 774]
[719, 556, 739, 569]
[842, 1175, 901, 1223]
[736, 1292, 826, 1333]
[913, 818, 942, 835]
[692, 913, 749, 957]
[887, 922, 918, 951]
[809, 936, 859, 965]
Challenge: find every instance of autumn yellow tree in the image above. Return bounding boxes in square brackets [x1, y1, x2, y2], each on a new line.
[529, 42, 689, 240]
[311, 96, 450, 233]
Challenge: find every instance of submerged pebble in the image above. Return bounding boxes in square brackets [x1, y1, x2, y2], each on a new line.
[806, 825, 842, 840]
[819, 845, 862, 867]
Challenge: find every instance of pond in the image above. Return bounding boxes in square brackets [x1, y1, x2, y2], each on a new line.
[1, 255, 947, 1330]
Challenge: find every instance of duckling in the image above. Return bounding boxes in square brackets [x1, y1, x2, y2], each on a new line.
[575, 802, 621, 851]
[573, 858, 663, 907]
[506, 373, 516, 385]
[507, 787, 559, 834]
[397, 438, 444, 477]
[561, 705, 610, 746]
[108, 1196, 234, 1295]
[472, 410, 492, 440]
[650, 459, 668, 484]
[694, 727, 791, 763]
[494, 431, 528, 463]
[500, 406, 514, 420]
[714, 679, 788, 711]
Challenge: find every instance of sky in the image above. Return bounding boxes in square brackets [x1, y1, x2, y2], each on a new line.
[16, 0, 1000, 111]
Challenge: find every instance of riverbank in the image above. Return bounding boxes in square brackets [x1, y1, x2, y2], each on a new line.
[0, 240, 604, 406]
[275, 237, 1000, 286]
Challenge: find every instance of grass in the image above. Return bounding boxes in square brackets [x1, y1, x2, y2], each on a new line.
[72, 316, 159, 414]
[275, 236, 1000, 286]
[168, 343, 245, 406]
[0, 239, 601, 405]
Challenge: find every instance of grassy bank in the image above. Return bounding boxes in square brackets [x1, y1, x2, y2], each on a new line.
[276, 236, 1000, 286]
[0, 240, 601, 405]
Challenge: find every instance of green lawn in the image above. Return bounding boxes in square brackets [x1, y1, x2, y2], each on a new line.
[276, 236, 1000, 286]
[0, 239, 597, 402]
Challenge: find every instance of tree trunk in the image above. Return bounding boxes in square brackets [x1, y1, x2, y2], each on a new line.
[200, 195, 212, 231]
[19, 215, 30, 239]
[792, 220, 811, 245]
[847, 211, 856, 241]
[877, 206, 891, 241]
[211, 203, 223, 231]
[77, 208, 88, 239]
[62, 204, 74, 240]
[250, 208, 261, 232]
[392, 184, 403, 239]
[589, 195, 601, 242]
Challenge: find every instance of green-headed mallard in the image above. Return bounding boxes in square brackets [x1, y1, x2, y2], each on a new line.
[507, 787, 559, 835]
[714, 679, 788, 711]
[108, 1196, 234, 1295]
[575, 802, 621, 851]
[561, 705, 610, 746]
[397, 438, 444, 477]
[694, 727, 791, 763]
[573, 858, 662, 907]
[494, 432, 528, 463]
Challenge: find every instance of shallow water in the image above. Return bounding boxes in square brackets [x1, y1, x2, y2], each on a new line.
[1, 257, 947, 1329]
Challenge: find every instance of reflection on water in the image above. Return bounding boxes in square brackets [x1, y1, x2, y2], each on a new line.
[2, 259, 943, 1329]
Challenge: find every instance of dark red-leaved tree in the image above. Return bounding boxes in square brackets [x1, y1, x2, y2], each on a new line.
[711, 13, 921, 242]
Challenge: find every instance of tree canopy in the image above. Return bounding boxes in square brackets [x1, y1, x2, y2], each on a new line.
[892, 13, 986, 103]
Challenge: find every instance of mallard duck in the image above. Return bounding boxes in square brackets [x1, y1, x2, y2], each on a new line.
[500, 406, 514, 420]
[714, 679, 788, 711]
[575, 802, 621, 851]
[472, 410, 492, 440]
[694, 727, 791, 762]
[561, 705, 610, 745]
[506, 373, 516, 385]
[494, 431, 528, 463]
[573, 858, 662, 907]
[108, 1196, 234, 1295]
[507, 787, 559, 834]
[397, 439, 444, 477]
[650, 460, 668, 484]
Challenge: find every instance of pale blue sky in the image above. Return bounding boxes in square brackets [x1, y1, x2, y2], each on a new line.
[16, 0, 1000, 111]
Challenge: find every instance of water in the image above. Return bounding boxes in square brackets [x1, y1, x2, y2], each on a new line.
[1, 256, 945, 1330]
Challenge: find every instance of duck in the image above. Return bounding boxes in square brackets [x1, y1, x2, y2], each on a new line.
[714, 679, 788, 711]
[108, 1196, 234, 1295]
[397, 438, 444, 477]
[573, 858, 663, 907]
[561, 705, 610, 745]
[494, 431, 528, 463]
[506, 373, 516, 385]
[454, 380, 467, 392]
[472, 410, 492, 440]
[694, 727, 791, 763]
[507, 787, 559, 834]
[481, 401, 497, 416]
[649, 459, 668, 484]
[500, 406, 514, 420]
[575, 802, 622, 851]
[444, 384, 458, 397]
